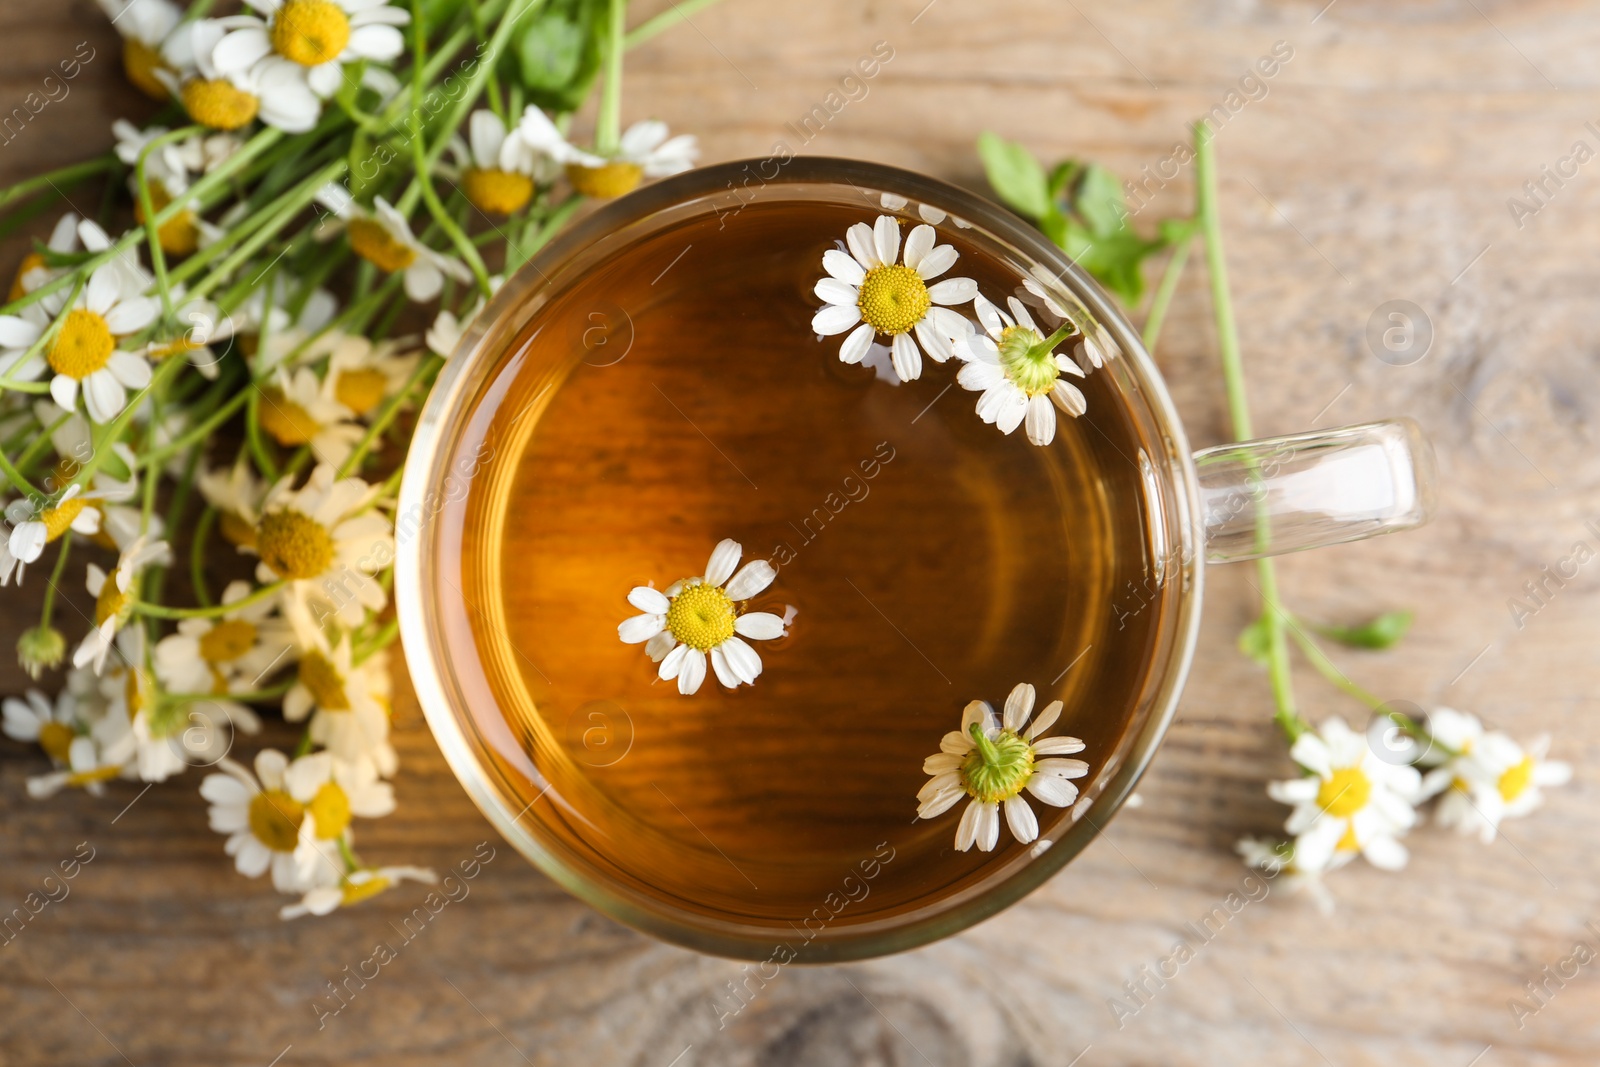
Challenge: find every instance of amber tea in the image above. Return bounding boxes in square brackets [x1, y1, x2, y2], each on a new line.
[427, 195, 1169, 933]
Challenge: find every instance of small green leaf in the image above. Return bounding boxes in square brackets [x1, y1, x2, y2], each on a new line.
[510, 0, 607, 112]
[1047, 160, 1081, 203]
[1238, 616, 1272, 666]
[1072, 163, 1128, 237]
[1317, 611, 1414, 650]
[1062, 224, 1161, 304]
[977, 132, 1051, 220]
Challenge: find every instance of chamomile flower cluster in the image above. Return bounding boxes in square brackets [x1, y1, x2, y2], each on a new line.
[1242, 708, 1571, 911]
[810, 212, 1116, 445]
[5, 0, 706, 918]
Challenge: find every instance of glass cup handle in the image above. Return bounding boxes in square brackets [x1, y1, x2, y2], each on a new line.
[1194, 418, 1436, 564]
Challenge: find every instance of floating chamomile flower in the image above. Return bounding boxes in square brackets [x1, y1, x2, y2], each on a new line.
[812, 214, 977, 383]
[281, 864, 436, 920]
[452, 110, 540, 215]
[617, 538, 786, 696]
[954, 293, 1087, 447]
[212, 0, 409, 99]
[1266, 717, 1422, 872]
[1021, 274, 1117, 370]
[96, 0, 183, 100]
[1418, 707, 1571, 844]
[917, 682, 1088, 852]
[519, 109, 698, 198]
[251, 464, 393, 645]
[201, 750, 343, 893]
[315, 186, 472, 302]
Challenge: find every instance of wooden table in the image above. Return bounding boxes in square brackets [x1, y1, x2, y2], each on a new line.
[4, 1, 1598, 1064]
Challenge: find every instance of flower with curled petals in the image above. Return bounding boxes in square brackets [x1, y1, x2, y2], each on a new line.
[954, 292, 1086, 446]
[812, 214, 976, 383]
[617, 538, 786, 696]
[918, 682, 1088, 852]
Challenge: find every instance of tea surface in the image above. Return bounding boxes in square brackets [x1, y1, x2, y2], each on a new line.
[447, 199, 1166, 926]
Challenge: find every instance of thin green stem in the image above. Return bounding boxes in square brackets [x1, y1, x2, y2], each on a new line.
[595, 0, 627, 155]
[132, 579, 285, 619]
[1195, 121, 1305, 743]
[190, 506, 216, 608]
[0, 156, 116, 213]
[624, 0, 730, 48]
[337, 354, 441, 477]
[38, 533, 72, 628]
[1141, 235, 1192, 355]
[1283, 624, 1386, 712]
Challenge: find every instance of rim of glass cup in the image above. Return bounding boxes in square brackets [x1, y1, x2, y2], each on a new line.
[395, 157, 1206, 961]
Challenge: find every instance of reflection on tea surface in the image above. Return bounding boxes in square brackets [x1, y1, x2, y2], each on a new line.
[440, 200, 1166, 926]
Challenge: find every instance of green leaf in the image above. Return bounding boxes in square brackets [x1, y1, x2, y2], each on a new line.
[1072, 163, 1128, 237]
[977, 132, 1051, 220]
[1316, 611, 1414, 650]
[1047, 160, 1081, 203]
[1237, 616, 1272, 666]
[510, 0, 607, 113]
[1061, 223, 1161, 304]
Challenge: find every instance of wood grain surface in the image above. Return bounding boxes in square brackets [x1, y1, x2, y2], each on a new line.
[3, 1, 1599, 1065]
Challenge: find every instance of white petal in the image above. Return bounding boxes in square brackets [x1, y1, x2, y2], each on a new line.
[975, 801, 1000, 851]
[0, 315, 42, 347]
[212, 26, 273, 74]
[617, 613, 665, 643]
[845, 222, 879, 269]
[1050, 380, 1087, 417]
[347, 23, 405, 61]
[838, 323, 874, 365]
[733, 612, 784, 640]
[823, 249, 865, 285]
[677, 648, 706, 695]
[658, 643, 689, 681]
[1024, 394, 1057, 446]
[106, 351, 152, 389]
[1003, 683, 1035, 731]
[812, 302, 861, 337]
[890, 333, 921, 382]
[644, 630, 677, 662]
[928, 277, 978, 305]
[82, 372, 127, 424]
[724, 559, 775, 600]
[1362, 834, 1409, 871]
[915, 244, 958, 281]
[704, 538, 741, 586]
[1004, 795, 1038, 843]
[403, 262, 444, 302]
[1031, 736, 1086, 757]
[872, 215, 900, 267]
[814, 277, 858, 306]
[1024, 774, 1079, 808]
[627, 586, 670, 614]
[901, 224, 934, 271]
[913, 318, 954, 363]
[719, 636, 762, 683]
[1026, 700, 1064, 740]
[709, 647, 740, 689]
[955, 799, 981, 851]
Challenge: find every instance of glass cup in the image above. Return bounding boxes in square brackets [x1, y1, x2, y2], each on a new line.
[395, 157, 1434, 961]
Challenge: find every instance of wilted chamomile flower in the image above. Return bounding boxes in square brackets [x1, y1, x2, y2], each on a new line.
[16, 626, 67, 680]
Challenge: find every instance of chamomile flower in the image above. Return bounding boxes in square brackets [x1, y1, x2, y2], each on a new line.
[451, 110, 539, 215]
[811, 214, 977, 383]
[519, 109, 697, 198]
[251, 465, 393, 645]
[96, 0, 183, 100]
[280, 864, 436, 920]
[1266, 717, 1423, 872]
[0, 261, 159, 424]
[201, 750, 343, 892]
[73, 536, 172, 674]
[3, 688, 80, 765]
[212, 0, 409, 99]
[200, 461, 268, 551]
[1236, 836, 1346, 915]
[8, 484, 104, 565]
[617, 538, 785, 696]
[1021, 274, 1117, 370]
[155, 580, 298, 696]
[283, 750, 396, 844]
[160, 19, 321, 133]
[284, 640, 396, 776]
[917, 682, 1088, 852]
[303, 331, 420, 418]
[8, 213, 88, 301]
[256, 366, 364, 467]
[314, 186, 472, 302]
[140, 290, 238, 379]
[425, 276, 499, 359]
[1419, 708, 1571, 843]
[954, 293, 1087, 447]
[26, 732, 123, 799]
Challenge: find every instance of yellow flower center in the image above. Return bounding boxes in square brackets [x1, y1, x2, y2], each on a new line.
[308, 780, 351, 839]
[856, 263, 931, 336]
[219, 509, 257, 550]
[347, 218, 416, 273]
[249, 788, 305, 852]
[1336, 822, 1361, 852]
[133, 184, 200, 257]
[181, 77, 260, 132]
[199, 619, 258, 664]
[299, 650, 350, 710]
[333, 368, 388, 415]
[255, 508, 335, 580]
[1498, 755, 1536, 803]
[10, 251, 44, 301]
[463, 167, 534, 215]
[270, 0, 352, 67]
[48, 308, 116, 380]
[1316, 767, 1372, 818]
[40, 496, 87, 541]
[565, 161, 644, 199]
[665, 582, 737, 651]
[94, 575, 132, 628]
[38, 720, 75, 764]
[960, 724, 1035, 804]
[341, 874, 392, 906]
[257, 386, 323, 446]
[122, 38, 170, 101]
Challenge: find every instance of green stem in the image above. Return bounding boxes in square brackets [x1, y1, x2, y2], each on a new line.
[595, 0, 628, 155]
[190, 507, 216, 608]
[133, 580, 286, 619]
[0, 156, 116, 213]
[1283, 624, 1386, 712]
[38, 533, 72, 628]
[337, 355, 441, 477]
[1194, 121, 1305, 743]
[133, 126, 203, 318]
[624, 0, 730, 48]
[1141, 235, 1192, 355]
